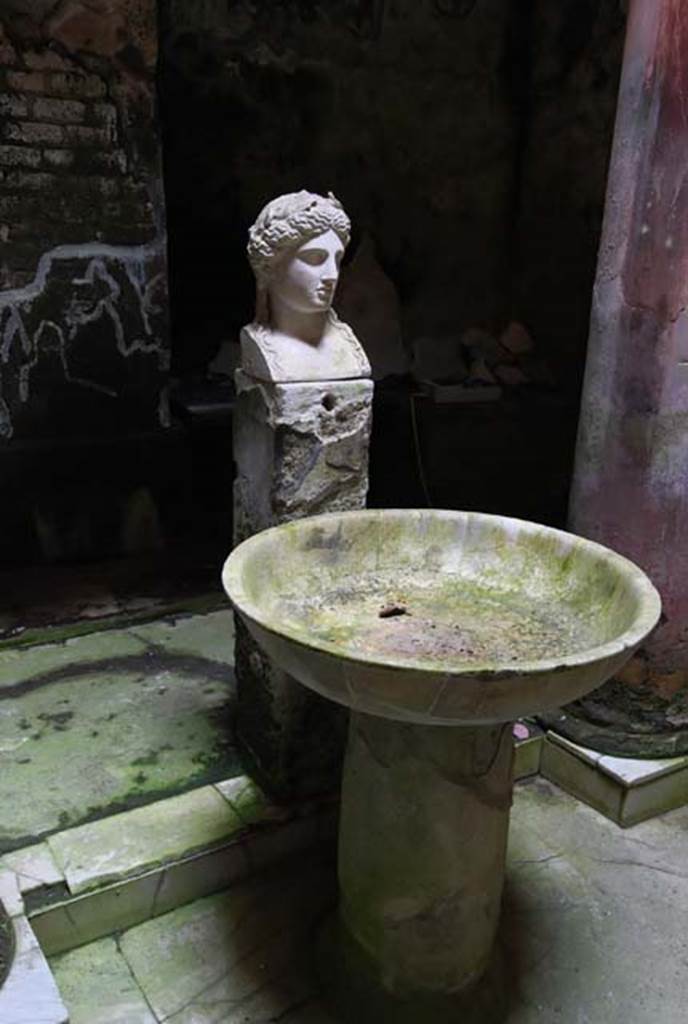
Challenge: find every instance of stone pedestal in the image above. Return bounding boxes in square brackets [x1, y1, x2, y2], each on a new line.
[233, 372, 373, 797]
[560, 0, 688, 756]
[328, 713, 512, 1020]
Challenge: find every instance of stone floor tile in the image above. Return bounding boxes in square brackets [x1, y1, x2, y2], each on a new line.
[2, 842, 64, 893]
[540, 734, 624, 821]
[119, 851, 336, 1023]
[27, 904, 80, 958]
[152, 840, 249, 918]
[620, 764, 688, 826]
[48, 786, 242, 894]
[51, 935, 157, 1024]
[503, 778, 688, 1023]
[512, 729, 543, 780]
[35, 870, 162, 956]
[0, 916, 69, 1024]
[0, 611, 239, 851]
[544, 729, 604, 766]
[542, 732, 688, 826]
[0, 628, 147, 689]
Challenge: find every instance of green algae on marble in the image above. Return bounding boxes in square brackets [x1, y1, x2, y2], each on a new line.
[0, 611, 240, 853]
[47, 786, 243, 895]
[117, 853, 336, 1023]
[225, 509, 659, 675]
[223, 509, 660, 726]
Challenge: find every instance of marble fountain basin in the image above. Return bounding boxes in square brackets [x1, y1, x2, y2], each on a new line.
[223, 509, 660, 1019]
[222, 508, 661, 726]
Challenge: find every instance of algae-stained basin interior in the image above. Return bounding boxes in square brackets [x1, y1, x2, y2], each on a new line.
[224, 509, 661, 725]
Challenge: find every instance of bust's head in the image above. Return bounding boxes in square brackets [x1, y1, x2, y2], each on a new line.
[247, 190, 351, 325]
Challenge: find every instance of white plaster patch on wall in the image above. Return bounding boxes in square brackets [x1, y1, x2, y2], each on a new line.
[0, 241, 168, 438]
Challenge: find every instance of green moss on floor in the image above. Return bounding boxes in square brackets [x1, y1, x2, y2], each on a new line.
[0, 610, 242, 853]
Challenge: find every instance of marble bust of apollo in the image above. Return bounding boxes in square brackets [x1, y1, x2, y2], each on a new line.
[241, 190, 371, 382]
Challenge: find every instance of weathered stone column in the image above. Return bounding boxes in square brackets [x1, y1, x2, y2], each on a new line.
[563, 0, 688, 754]
[233, 372, 373, 796]
[327, 713, 512, 1022]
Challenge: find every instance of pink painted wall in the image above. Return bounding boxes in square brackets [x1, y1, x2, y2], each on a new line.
[570, 0, 688, 732]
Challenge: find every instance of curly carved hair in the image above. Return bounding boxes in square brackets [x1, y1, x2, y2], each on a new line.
[247, 190, 351, 323]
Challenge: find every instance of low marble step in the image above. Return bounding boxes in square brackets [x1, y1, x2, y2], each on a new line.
[2, 726, 542, 964]
[1, 773, 336, 959]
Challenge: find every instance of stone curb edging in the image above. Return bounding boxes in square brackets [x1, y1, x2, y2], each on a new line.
[540, 730, 688, 826]
[0, 735, 543, 1023]
[2, 773, 337, 956]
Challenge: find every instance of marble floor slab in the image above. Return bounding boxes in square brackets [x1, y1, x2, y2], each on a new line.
[0, 610, 239, 851]
[50, 936, 155, 1024]
[51, 780, 688, 1024]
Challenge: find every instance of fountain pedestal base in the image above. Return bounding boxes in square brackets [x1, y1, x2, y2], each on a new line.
[335, 713, 513, 1006]
[318, 911, 507, 1024]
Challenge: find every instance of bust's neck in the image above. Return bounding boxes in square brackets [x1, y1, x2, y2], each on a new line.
[268, 295, 329, 345]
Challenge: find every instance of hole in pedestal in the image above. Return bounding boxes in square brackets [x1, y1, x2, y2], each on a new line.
[322, 393, 336, 411]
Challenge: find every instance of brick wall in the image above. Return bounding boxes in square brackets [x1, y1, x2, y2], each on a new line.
[0, 4, 168, 442]
[1, 43, 155, 287]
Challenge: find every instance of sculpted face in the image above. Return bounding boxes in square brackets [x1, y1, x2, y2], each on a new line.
[269, 229, 344, 317]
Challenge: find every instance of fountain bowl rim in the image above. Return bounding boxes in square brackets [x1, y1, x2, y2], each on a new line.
[222, 509, 662, 680]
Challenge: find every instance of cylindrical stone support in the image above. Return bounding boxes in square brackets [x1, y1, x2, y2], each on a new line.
[337, 713, 513, 1001]
[561, 0, 688, 755]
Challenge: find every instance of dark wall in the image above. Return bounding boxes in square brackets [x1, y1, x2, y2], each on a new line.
[158, 0, 519, 374]
[0, 1, 178, 566]
[0, 1, 169, 442]
[0, 1, 627, 565]
[159, 0, 626, 391]
[513, 0, 626, 395]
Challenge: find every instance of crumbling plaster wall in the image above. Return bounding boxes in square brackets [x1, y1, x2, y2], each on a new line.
[0, 0, 169, 441]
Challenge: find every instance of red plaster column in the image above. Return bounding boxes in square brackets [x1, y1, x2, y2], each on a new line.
[558, 0, 688, 755]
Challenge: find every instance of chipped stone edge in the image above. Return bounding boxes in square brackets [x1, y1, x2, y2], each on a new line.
[21, 773, 337, 957]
